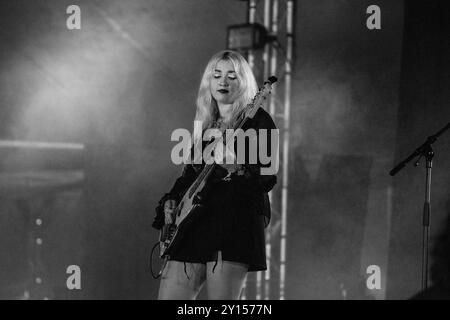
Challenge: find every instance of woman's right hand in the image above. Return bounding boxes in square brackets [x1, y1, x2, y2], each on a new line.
[163, 199, 177, 224]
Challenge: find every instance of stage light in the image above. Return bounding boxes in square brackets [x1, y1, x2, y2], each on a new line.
[226, 23, 270, 50]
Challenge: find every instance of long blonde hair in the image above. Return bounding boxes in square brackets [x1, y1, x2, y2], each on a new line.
[194, 50, 258, 142]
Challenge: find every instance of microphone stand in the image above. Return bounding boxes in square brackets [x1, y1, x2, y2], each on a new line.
[389, 122, 450, 291]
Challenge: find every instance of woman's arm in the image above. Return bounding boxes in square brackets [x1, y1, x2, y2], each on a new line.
[234, 108, 278, 193]
[152, 164, 200, 230]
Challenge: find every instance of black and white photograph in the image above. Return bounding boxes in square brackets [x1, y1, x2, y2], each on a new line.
[0, 0, 449, 303]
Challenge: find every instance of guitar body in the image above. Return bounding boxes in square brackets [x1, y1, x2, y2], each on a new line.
[159, 176, 207, 257]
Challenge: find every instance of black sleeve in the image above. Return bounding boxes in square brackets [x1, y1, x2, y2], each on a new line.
[152, 164, 200, 230]
[168, 164, 200, 202]
[233, 108, 278, 194]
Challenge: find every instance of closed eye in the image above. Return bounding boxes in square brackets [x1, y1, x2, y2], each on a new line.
[213, 70, 237, 80]
[212, 75, 237, 80]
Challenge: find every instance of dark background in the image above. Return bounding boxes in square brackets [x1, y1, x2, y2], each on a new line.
[0, 0, 448, 299]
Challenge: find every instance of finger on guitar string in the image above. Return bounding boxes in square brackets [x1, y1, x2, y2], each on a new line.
[164, 199, 177, 224]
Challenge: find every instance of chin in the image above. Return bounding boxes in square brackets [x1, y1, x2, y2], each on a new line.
[213, 97, 230, 105]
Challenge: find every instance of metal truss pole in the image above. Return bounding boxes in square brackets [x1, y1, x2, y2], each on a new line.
[279, 0, 294, 300]
[241, 0, 258, 301]
[247, 0, 257, 70]
[242, 0, 294, 300]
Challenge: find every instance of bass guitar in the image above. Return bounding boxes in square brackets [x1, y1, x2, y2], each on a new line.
[159, 76, 277, 261]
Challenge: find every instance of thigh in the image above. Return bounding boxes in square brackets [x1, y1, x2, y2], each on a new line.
[158, 260, 206, 300]
[206, 251, 249, 300]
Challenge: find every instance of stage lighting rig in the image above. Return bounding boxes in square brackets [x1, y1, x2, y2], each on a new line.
[226, 23, 273, 50]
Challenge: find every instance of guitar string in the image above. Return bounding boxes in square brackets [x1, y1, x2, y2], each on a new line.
[185, 87, 267, 200]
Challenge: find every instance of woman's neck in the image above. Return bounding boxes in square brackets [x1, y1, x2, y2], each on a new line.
[217, 103, 232, 122]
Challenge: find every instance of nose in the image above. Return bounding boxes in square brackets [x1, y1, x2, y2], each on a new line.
[218, 75, 229, 87]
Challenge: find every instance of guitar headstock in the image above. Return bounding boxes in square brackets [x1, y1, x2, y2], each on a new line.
[245, 76, 277, 119]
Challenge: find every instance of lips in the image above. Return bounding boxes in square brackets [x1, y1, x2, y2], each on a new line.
[217, 89, 229, 94]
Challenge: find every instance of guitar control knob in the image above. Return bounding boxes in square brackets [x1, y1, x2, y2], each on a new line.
[193, 194, 202, 204]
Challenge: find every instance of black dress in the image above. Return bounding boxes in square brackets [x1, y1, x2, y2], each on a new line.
[152, 108, 277, 272]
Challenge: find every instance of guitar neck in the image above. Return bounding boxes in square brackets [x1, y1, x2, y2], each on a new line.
[188, 163, 215, 198]
[186, 108, 255, 198]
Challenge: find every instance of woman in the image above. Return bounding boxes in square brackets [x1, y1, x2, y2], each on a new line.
[152, 50, 277, 300]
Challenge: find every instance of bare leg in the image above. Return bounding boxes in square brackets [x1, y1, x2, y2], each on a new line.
[158, 260, 206, 300]
[206, 251, 248, 300]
